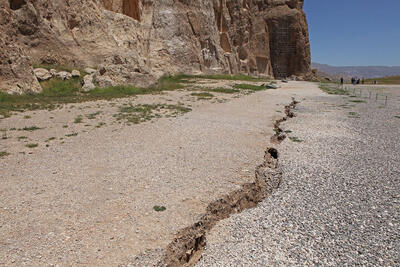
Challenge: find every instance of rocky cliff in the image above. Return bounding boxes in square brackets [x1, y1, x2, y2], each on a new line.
[0, 0, 311, 93]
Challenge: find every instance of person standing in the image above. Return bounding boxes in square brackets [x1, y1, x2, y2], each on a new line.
[340, 77, 344, 85]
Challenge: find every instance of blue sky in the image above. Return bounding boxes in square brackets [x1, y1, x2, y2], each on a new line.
[304, 0, 400, 66]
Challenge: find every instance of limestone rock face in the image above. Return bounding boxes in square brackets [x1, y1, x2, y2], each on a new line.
[0, 0, 311, 93]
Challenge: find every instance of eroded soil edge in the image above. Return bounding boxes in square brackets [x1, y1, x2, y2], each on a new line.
[156, 99, 299, 267]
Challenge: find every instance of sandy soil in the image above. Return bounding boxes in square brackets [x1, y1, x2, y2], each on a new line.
[0, 80, 317, 266]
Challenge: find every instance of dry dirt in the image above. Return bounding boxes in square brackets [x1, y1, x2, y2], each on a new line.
[0, 81, 319, 266]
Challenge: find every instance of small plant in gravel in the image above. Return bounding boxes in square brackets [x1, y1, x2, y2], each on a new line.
[153, 205, 167, 212]
[18, 136, 27, 140]
[284, 130, 293, 134]
[24, 115, 32, 119]
[348, 112, 360, 118]
[201, 87, 240, 94]
[319, 84, 349, 95]
[21, 126, 42, 131]
[26, 143, 39, 148]
[86, 111, 101, 120]
[45, 137, 56, 142]
[115, 104, 191, 124]
[74, 115, 83, 123]
[350, 100, 366, 103]
[0, 151, 10, 158]
[63, 125, 68, 128]
[96, 122, 106, 128]
[233, 84, 266, 91]
[191, 92, 214, 100]
[66, 132, 78, 137]
[1, 129, 7, 139]
[289, 137, 303, 143]
[394, 115, 400, 119]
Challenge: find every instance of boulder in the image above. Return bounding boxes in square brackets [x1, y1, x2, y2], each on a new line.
[84, 68, 97, 74]
[34, 68, 52, 81]
[94, 75, 114, 87]
[71, 70, 81, 78]
[55, 71, 72, 80]
[82, 75, 95, 91]
[49, 69, 57, 76]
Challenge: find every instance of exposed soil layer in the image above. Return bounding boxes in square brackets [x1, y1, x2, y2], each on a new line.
[161, 100, 299, 267]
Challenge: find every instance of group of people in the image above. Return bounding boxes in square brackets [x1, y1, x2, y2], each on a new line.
[340, 77, 365, 85]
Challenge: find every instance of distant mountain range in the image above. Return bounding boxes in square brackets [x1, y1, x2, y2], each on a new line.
[312, 63, 400, 78]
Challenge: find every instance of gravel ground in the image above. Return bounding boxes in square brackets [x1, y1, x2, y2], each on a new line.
[0, 80, 315, 266]
[197, 85, 400, 266]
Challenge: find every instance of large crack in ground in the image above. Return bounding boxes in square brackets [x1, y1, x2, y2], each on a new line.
[158, 99, 299, 267]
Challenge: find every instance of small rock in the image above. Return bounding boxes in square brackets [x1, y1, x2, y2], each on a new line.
[82, 74, 95, 91]
[84, 67, 96, 74]
[94, 75, 113, 87]
[55, 71, 72, 80]
[49, 69, 57, 76]
[33, 68, 52, 81]
[71, 70, 81, 78]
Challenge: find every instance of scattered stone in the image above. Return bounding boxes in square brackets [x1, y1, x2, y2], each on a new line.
[82, 75, 95, 91]
[49, 69, 57, 76]
[94, 75, 113, 87]
[55, 71, 72, 80]
[33, 68, 52, 81]
[71, 70, 81, 78]
[84, 68, 97, 74]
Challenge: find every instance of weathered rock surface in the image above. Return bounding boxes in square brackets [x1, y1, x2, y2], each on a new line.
[34, 68, 52, 81]
[71, 69, 81, 77]
[55, 71, 73, 80]
[0, 0, 311, 93]
[82, 74, 96, 91]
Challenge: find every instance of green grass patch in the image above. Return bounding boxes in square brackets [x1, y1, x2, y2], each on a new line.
[23, 115, 31, 119]
[365, 76, 400, 85]
[26, 143, 38, 148]
[284, 130, 292, 134]
[0, 74, 263, 118]
[0, 151, 10, 158]
[178, 73, 269, 82]
[319, 84, 349, 95]
[191, 92, 214, 99]
[21, 126, 42, 131]
[201, 87, 240, 94]
[115, 103, 191, 124]
[18, 136, 27, 140]
[349, 100, 366, 103]
[86, 111, 101, 119]
[233, 84, 266, 91]
[348, 112, 360, 118]
[289, 137, 303, 143]
[153, 205, 167, 212]
[74, 116, 83, 123]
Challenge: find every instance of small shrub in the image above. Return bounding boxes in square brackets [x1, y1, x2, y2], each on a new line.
[26, 143, 39, 148]
[74, 116, 83, 123]
[153, 205, 167, 212]
[0, 151, 10, 158]
[22, 126, 42, 131]
[233, 84, 266, 91]
[289, 137, 303, 143]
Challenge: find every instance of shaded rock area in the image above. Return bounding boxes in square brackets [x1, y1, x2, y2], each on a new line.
[0, 0, 311, 93]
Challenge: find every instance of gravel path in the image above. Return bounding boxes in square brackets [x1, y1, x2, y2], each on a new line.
[197, 86, 400, 266]
[0, 81, 316, 266]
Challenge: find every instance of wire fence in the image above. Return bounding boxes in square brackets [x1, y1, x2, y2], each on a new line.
[341, 85, 400, 107]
